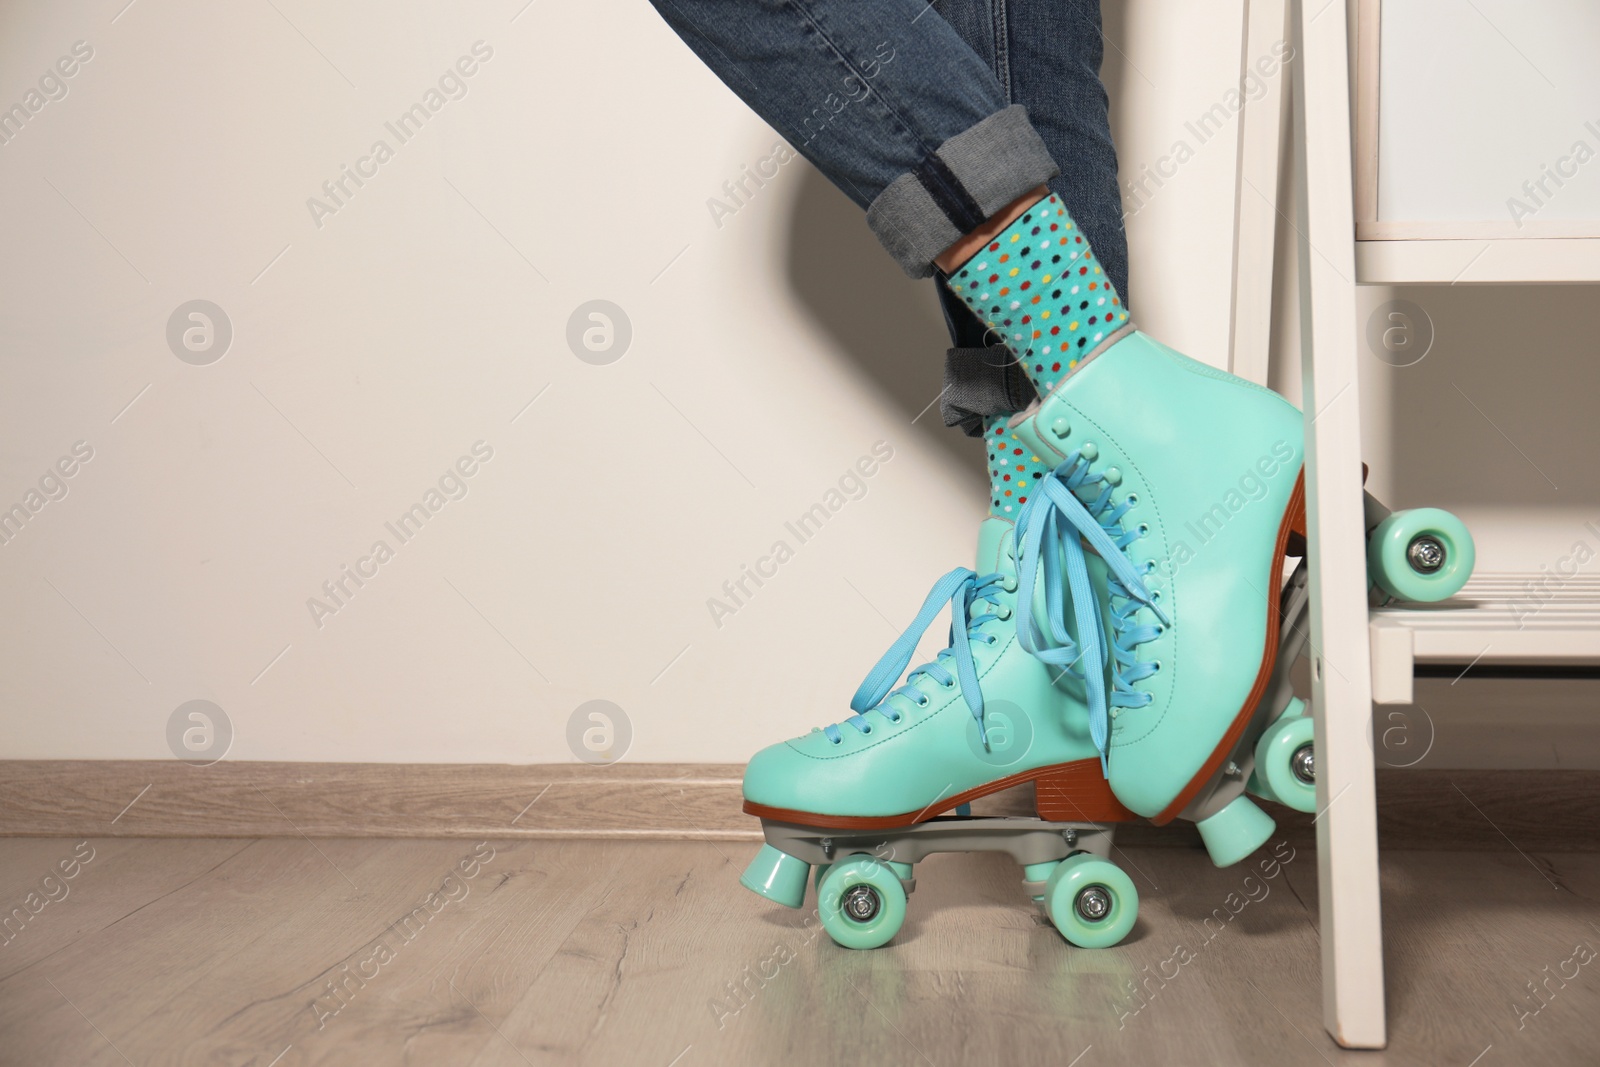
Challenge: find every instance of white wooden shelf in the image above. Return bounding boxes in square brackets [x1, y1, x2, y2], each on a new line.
[1355, 239, 1600, 285]
[1369, 573, 1600, 703]
[1296, 0, 1600, 1045]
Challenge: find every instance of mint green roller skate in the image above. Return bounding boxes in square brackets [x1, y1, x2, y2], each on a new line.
[940, 193, 1309, 848]
[930, 193, 1475, 870]
[739, 516, 1141, 950]
[999, 351, 1475, 864]
[991, 329, 1306, 843]
[740, 517, 1129, 828]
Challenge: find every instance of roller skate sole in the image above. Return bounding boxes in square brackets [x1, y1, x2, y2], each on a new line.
[1153, 470, 1309, 826]
[1175, 549, 1315, 859]
[742, 756, 1135, 830]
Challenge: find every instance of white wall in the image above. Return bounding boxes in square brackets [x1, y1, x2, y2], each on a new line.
[0, 0, 1311, 765]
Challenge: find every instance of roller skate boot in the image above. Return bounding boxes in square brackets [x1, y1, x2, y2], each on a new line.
[999, 332, 1307, 838]
[739, 512, 1141, 949]
[943, 196, 1482, 868]
[740, 514, 1124, 828]
[941, 193, 1308, 862]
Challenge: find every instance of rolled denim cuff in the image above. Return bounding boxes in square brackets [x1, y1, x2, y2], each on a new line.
[867, 105, 1060, 279]
[941, 345, 1038, 437]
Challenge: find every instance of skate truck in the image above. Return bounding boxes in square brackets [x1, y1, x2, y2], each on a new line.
[739, 494, 1473, 951]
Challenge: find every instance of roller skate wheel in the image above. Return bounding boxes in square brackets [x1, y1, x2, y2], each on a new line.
[1254, 715, 1318, 814]
[1292, 744, 1316, 784]
[1043, 854, 1138, 949]
[1408, 536, 1445, 573]
[1075, 885, 1112, 922]
[817, 857, 907, 950]
[841, 885, 880, 922]
[1246, 696, 1302, 804]
[1368, 508, 1475, 602]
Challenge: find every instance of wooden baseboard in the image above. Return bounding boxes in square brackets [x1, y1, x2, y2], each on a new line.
[0, 762, 751, 840]
[1, 762, 1595, 850]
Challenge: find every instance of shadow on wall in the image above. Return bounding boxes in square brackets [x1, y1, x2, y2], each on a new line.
[1098, 0, 1136, 296]
[781, 165, 984, 481]
[1099, 1, 1133, 166]
[1379, 284, 1600, 509]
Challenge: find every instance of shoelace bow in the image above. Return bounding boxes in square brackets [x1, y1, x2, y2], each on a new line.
[820, 450, 1167, 775]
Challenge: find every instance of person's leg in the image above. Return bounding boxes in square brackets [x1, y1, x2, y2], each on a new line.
[652, 3, 1137, 839]
[932, 0, 1129, 438]
[647, 0, 1059, 277]
[1008, 0, 1129, 304]
[946, 192, 1130, 396]
[659, 0, 1306, 861]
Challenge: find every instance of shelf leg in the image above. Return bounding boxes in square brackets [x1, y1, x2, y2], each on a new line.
[1290, 0, 1388, 1048]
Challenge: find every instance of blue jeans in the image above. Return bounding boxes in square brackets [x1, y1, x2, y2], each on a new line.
[649, 0, 1127, 432]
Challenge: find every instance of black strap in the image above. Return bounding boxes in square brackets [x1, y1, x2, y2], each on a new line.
[941, 346, 1037, 437]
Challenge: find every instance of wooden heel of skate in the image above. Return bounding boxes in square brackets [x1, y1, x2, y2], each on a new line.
[1034, 759, 1136, 823]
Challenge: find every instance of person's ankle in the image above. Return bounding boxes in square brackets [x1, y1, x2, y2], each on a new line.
[941, 192, 1129, 397]
[933, 185, 1051, 275]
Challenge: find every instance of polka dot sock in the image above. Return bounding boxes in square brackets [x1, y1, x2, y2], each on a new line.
[946, 194, 1130, 398]
[985, 413, 1053, 519]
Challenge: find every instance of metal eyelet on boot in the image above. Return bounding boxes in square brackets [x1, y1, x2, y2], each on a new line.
[1050, 417, 1072, 439]
[996, 605, 1013, 621]
[1001, 575, 1018, 592]
[1079, 442, 1099, 462]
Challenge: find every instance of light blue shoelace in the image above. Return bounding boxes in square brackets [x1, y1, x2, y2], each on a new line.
[821, 451, 1165, 774]
[1015, 451, 1169, 774]
[823, 568, 1010, 748]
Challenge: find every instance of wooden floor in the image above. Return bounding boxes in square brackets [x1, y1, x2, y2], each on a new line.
[1, 837, 1595, 1066]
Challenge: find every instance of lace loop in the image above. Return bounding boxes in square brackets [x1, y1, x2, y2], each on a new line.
[821, 568, 1009, 747]
[1015, 451, 1169, 774]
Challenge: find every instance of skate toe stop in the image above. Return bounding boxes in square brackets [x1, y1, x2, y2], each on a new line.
[1196, 795, 1276, 868]
[740, 844, 810, 909]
